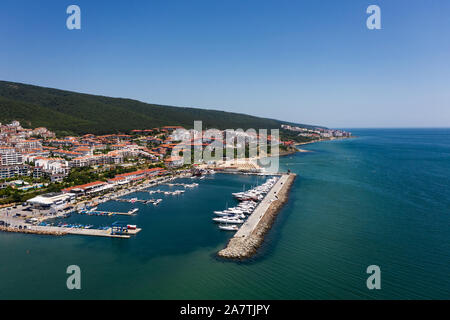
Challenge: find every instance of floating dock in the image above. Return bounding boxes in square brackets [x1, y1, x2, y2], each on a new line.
[114, 199, 162, 205]
[79, 210, 136, 216]
[218, 173, 296, 260]
[115, 199, 148, 204]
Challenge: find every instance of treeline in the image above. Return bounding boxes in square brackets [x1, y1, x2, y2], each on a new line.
[0, 80, 322, 136]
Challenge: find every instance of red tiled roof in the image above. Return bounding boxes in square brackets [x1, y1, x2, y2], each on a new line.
[54, 149, 82, 155]
[164, 156, 183, 162]
[108, 177, 126, 182]
[115, 167, 163, 178]
[62, 181, 106, 192]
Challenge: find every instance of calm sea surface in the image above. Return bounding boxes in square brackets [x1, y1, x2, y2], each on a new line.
[1, 129, 449, 299]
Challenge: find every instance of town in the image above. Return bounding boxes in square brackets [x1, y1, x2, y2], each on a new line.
[0, 120, 352, 209]
[0, 120, 301, 208]
[0, 120, 349, 247]
[281, 124, 352, 139]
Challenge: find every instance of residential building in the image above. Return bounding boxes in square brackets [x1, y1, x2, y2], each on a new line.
[0, 164, 31, 179]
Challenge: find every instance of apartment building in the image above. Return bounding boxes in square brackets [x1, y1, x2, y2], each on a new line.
[0, 150, 23, 166]
[0, 165, 31, 179]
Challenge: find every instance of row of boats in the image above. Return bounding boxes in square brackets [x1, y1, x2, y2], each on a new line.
[77, 207, 140, 216]
[38, 221, 97, 229]
[231, 176, 279, 202]
[213, 177, 279, 231]
[166, 183, 199, 188]
[214, 200, 258, 231]
[148, 189, 186, 195]
[123, 198, 163, 205]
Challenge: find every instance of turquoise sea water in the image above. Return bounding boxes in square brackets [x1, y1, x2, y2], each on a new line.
[0, 129, 449, 299]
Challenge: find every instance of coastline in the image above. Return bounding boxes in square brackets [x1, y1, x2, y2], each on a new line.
[295, 136, 355, 147]
[1, 137, 352, 237]
[280, 136, 355, 156]
[0, 172, 193, 234]
[39, 172, 192, 222]
[216, 137, 353, 259]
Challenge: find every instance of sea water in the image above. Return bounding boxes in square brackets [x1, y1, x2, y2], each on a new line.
[0, 129, 449, 299]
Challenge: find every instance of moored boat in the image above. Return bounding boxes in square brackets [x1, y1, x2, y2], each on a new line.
[212, 217, 244, 224]
[218, 224, 239, 231]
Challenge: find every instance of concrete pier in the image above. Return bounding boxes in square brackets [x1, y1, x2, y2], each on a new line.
[31, 225, 141, 238]
[218, 173, 296, 260]
[0, 226, 67, 236]
[0, 225, 141, 238]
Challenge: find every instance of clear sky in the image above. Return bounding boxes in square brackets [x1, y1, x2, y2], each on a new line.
[1, 0, 449, 128]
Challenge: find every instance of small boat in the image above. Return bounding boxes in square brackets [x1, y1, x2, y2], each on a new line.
[129, 208, 139, 214]
[212, 217, 244, 224]
[223, 208, 244, 214]
[218, 224, 239, 231]
[214, 210, 231, 216]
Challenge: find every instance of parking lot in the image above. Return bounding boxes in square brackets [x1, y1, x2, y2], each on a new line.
[0, 204, 53, 228]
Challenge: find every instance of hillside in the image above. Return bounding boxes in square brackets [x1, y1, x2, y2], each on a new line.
[0, 80, 320, 136]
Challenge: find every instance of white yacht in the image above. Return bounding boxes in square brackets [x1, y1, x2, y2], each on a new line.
[212, 217, 244, 224]
[223, 208, 245, 214]
[218, 224, 239, 231]
[214, 210, 231, 216]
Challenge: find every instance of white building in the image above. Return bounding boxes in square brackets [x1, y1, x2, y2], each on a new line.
[27, 192, 76, 209]
[0, 152, 23, 166]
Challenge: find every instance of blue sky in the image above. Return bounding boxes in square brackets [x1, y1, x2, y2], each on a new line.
[1, 0, 449, 128]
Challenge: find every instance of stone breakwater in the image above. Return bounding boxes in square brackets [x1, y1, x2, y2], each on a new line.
[218, 173, 296, 260]
[0, 226, 67, 236]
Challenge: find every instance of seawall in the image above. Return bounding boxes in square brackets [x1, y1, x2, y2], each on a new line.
[0, 226, 67, 236]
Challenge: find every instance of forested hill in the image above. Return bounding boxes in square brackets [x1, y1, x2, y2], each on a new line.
[0, 80, 320, 135]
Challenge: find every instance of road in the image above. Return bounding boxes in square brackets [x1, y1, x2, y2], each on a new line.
[235, 174, 289, 238]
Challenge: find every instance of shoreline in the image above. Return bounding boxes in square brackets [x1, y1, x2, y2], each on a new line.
[217, 173, 296, 260]
[277, 136, 355, 157]
[0, 172, 193, 234]
[295, 136, 355, 147]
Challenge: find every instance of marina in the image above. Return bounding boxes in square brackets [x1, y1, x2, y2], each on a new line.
[218, 174, 296, 259]
[211, 177, 280, 233]
[0, 171, 195, 239]
[3, 131, 450, 299]
[0, 171, 292, 247]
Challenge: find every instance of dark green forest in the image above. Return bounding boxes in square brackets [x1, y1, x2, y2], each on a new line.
[0, 80, 322, 136]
